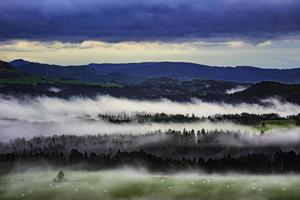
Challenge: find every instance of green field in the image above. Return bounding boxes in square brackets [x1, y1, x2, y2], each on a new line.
[254, 119, 297, 133]
[0, 170, 300, 200]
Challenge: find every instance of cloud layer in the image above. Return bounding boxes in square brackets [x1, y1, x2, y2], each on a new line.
[1, 0, 300, 43]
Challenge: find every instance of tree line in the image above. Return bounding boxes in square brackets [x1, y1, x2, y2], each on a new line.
[96, 112, 300, 125]
[1, 149, 300, 174]
[0, 129, 300, 173]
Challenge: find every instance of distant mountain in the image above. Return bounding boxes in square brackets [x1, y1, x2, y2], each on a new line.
[9, 59, 29, 67]
[9, 59, 300, 83]
[89, 62, 300, 83]
[9, 60, 144, 84]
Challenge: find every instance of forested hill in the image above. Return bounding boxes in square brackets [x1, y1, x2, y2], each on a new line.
[2, 59, 300, 104]
[9, 59, 300, 84]
[0, 61, 26, 78]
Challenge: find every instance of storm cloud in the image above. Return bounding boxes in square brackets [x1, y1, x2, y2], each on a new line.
[1, 0, 300, 43]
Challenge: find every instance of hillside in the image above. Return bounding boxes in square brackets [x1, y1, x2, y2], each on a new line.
[229, 81, 300, 104]
[1, 75, 300, 104]
[9, 60, 145, 84]
[88, 63, 300, 83]
[0, 61, 25, 78]
[2, 59, 300, 104]
[10, 60, 300, 83]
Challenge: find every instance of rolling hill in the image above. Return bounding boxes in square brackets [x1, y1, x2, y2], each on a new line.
[9, 59, 300, 84]
[2, 59, 300, 104]
[9, 60, 145, 84]
[0, 61, 26, 79]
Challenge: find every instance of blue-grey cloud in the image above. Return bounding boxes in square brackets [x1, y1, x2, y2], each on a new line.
[0, 0, 300, 43]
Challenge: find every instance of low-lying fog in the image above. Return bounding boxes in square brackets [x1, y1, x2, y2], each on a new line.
[0, 95, 299, 122]
[0, 119, 256, 141]
[2, 119, 300, 146]
[0, 95, 299, 141]
[225, 86, 248, 94]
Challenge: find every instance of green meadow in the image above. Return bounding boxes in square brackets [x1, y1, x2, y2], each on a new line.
[0, 170, 300, 200]
[254, 119, 297, 133]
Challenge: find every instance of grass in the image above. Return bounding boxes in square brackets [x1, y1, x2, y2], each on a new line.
[253, 119, 297, 132]
[0, 76, 123, 88]
[0, 170, 300, 200]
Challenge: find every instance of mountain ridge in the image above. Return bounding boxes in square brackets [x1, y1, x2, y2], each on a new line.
[7, 59, 300, 84]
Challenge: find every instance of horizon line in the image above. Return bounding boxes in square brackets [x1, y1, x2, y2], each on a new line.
[4, 58, 300, 70]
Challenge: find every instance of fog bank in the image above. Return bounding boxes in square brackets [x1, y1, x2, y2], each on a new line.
[0, 96, 299, 123]
[0, 119, 255, 142]
[0, 95, 299, 141]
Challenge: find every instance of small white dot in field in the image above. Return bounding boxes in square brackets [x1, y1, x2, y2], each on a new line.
[104, 189, 107, 193]
[226, 185, 230, 189]
[252, 187, 256, 190]
[75, 188, 78, 192]
[160, 179, 165, 183]
[28, 190, 32, 194]
[168, 186, 172, 190]
[283, 188, 286, 191]
[0, 187, 3, 191]
[207, 179, 210, 183]
[259, 188, 263, 192]
[21, 193, 25, 197]
[203, 180, 206, 184]
[90, 186, 94, 190]
[191, 182, 194, 185]
[49, 183, 52, 187]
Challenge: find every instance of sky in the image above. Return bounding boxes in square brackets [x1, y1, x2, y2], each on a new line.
[0, 0, 300, 68]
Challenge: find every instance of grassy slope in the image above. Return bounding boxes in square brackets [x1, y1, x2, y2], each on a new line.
[253, 119, 297, 132]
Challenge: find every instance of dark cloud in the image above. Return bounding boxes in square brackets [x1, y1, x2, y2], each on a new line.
[0, 0, 300, 43]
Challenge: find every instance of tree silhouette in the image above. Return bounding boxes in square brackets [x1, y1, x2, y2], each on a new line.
[53, 170, 65, 182]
